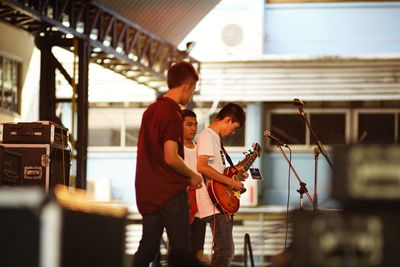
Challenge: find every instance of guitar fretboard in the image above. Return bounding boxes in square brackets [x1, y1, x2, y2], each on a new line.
[235, 148, 260, 181]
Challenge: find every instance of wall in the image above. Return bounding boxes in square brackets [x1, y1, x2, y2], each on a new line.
[264, 1, 400, 55]
[0, 22, 37, 122]
[261, 152, 335, 208]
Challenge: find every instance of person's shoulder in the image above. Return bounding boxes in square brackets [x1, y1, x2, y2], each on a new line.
[198, 128, 212, 140]
[147, 98, 178, 115]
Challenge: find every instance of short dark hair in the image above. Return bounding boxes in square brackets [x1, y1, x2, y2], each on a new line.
[216, 103, 245, 126]
[182, 109, 197, 119]
[167, 62, 199, 89]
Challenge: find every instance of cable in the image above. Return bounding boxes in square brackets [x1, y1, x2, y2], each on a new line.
[284, 146, 292, 248]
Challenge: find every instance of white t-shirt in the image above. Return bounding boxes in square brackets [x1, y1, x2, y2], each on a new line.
[196, 127, 226, 218]
[184, 144, 197, 171]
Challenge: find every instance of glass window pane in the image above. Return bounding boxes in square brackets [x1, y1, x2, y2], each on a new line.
[310, 114, 346, 145]
[270, 114, 305, 145]
[358, 113, 395, 144]
[3, 58, 12, 110]
[209, 112, 245, 147]
[11, 61, 19, 112]
[89, 109, 122, 146]
[0, 56, 3, 88]
[125, 109, 145, 147]
[222, 124, 245, 146]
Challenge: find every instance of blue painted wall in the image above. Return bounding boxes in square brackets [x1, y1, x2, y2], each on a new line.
[264, 2, 400, 55]
[260, 152, 335, 208]
[87, 152, 137, 205]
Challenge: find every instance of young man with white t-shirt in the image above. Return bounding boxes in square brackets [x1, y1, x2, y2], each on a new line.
[196, 103, 246, 267]
[182, 109, 209, 266]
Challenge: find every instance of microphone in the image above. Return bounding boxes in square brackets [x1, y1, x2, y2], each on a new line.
[293, 98, 305, 115]
[293, 98, 304, 106]
[263, 130, 289, 148]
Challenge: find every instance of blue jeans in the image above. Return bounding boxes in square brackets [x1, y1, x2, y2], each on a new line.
[203, 213, 234, 267]
[132, 191, 191, 267]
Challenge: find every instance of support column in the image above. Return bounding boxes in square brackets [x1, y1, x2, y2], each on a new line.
[36, 37, 57, 122]
[76, 38, 90, 189]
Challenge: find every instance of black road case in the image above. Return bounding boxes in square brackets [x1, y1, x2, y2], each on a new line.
[0, 121, 69, 149]
[0, 144, 70, 191]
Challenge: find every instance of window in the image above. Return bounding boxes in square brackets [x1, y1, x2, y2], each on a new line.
[209, 112, 246, 147]
[267, 107, 400, 150]
[0, 55, 20, 114]
[88, 108, 210, 149]
[266, 109, 348, 149]
[356, 110, 399, 144]
[271, 113, 305, 145]
[310, 114, 346, 145]
[125, 109, 145, 147]
[89, 109, 122, 147]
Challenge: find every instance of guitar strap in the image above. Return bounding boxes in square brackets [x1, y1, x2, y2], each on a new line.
[220, 141, 234, 167]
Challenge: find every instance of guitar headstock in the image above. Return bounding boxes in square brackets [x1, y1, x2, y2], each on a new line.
[243, 143, 261, 157]
[251, 143, 261, 157]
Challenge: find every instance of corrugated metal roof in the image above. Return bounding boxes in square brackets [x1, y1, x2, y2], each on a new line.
[96, 0, 221, 46]
[194, 56, 400, 102]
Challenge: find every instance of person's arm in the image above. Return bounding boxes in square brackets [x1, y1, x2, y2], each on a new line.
[164, 140, 202, 188]
[197, 155, 243, 190]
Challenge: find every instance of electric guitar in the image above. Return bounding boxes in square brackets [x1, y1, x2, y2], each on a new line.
[207, 143, 261, 215]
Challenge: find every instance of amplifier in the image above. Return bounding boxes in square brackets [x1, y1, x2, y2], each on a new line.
[0, 121, 69, 149]
[0, 145, 22, 185]
[289, 209, 400, 267]
[0, 144, 70, 191]
[332, 145, 400, 202]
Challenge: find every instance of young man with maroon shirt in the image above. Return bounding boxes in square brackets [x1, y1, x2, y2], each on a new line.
[133, 62, 203, 267]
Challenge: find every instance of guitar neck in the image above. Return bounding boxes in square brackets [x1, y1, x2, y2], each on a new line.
[235, 155, 258, 181]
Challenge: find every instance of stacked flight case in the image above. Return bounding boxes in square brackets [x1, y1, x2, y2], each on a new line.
[0, 121, 71, 191]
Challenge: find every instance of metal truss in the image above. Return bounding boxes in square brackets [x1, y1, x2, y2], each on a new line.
[0, 0, 200, 90]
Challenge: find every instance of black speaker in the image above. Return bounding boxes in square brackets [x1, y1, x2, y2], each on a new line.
[332, 145, 400, 203]
[0, 187, 45, 267]
[289, 209, 400, 267]
[0, 186, 128, 267]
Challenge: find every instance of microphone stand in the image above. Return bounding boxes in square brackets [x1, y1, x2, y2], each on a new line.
[313, 147, 320, 212]
[296, 104, 334, 170]
[276, 144, 314, 209]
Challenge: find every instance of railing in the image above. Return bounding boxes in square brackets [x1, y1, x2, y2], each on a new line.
[244, 233, 255, 267]
[126, 206, 291, 267]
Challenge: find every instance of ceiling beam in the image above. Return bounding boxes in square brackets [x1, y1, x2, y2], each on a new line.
[0, 0, 200, 91]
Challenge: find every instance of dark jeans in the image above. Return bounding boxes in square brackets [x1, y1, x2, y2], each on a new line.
[203, 213, 234, 267]
[132, 191, 191, 267]
[191, 217, 206, 258]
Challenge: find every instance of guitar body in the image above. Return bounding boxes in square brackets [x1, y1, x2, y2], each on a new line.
[206, 143, 261, 215]
[207, 166, 243, 214]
